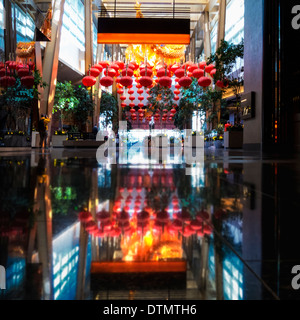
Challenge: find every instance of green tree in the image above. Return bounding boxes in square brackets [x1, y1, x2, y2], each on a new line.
[99, 91, 119, 132]
[174, 78, 205, 130]
[53, 81, 79, 129]
[207, 39, 244, 124]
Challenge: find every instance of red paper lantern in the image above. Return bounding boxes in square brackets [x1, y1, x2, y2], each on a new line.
[104, 68, 117, 77]
[120, 76, 133, 88]
[121, 103, 127, 108]
[210, 69, 217, 77]
[0, 68, 6, 77]
[179, 76, 192, 88]
[174, 89, 181, 95]
[138, 103, 144, 108]
[139, 76, 152, 88]
[157, 68, 171, 78]
[93, 64, 103, 73]
[175, 68, 185, 78]
[175, 84, 181, 89]
[100, 76, 114, 88]
[129, 103, 135, 108]
[18, 67, 31, 77]
[198, 76, 212, 87]
[116, 61, 125, 69]
[199, 61, 207, 70]
[137, 88, 144, 94]
[89, 67, 101, 78]
[171, 64, 180, 74]
[216, 80, 225, 88]
[128, 89, 134, 95]
[82, 75, 97, 87]
[9, 62, 17, 70]
[140, 68, 153, 77]
[117, 89, 124, 95]
[110, 63, 120, 72]
[99, 61, 109, 68]
[205, 64, 215, 74]
[170, 108, 177, 114]
[129, 62, 138, 70]
[159, 76, 172, 88]
[122, 68, 134, 77]
[174, 96, 180, 101]
[138, 96, 144, 101]
[120, 96, 127, 101]
[192, 69, 204, 79]
[188, 64, 198, 73]
[130, 108, 136, 113]
[129, 96, 136, 101]
[21, 76, 34, 89]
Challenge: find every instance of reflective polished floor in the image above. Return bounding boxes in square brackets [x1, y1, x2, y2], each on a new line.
[0, 146, 300, 300]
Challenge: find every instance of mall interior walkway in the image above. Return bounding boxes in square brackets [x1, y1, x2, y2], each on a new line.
[0, 146, 300, 300]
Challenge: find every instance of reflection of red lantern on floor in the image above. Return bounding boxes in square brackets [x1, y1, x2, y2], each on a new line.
[79, 210, 92, 223]
[96, 210, 111, 224]
[196, 209, 210, 221]
[190, 220, 202, 231]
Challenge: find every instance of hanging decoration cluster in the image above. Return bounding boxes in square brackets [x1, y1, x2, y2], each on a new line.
[81, 59, 227, 124]
[0, 58, 36, 89]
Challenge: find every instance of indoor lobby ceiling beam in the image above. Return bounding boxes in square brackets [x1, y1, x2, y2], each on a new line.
[85, 0, 94, 71]
[203, 10, 211, 59]
[40, 0, 65, 126]
[216, 0, 226, 48]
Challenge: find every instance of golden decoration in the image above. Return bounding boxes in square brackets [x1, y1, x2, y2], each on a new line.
[125, 2, 186, 66]
[16, 42, 35, 59]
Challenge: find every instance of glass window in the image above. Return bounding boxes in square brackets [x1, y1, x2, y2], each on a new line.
[13, 4, 35, 43]
[59, 0, 86, 73]
[210, 19, 218, 55]
[225, 0, 244, 44]
[0, 0, 5, 57]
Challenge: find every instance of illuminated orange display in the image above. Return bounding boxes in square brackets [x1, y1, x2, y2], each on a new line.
[97, 33, 190, 45]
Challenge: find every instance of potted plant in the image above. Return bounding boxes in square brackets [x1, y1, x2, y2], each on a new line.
[52, 129, 68, 148]
[0, 67, 47, 148]
[224, 124, 244, 149]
